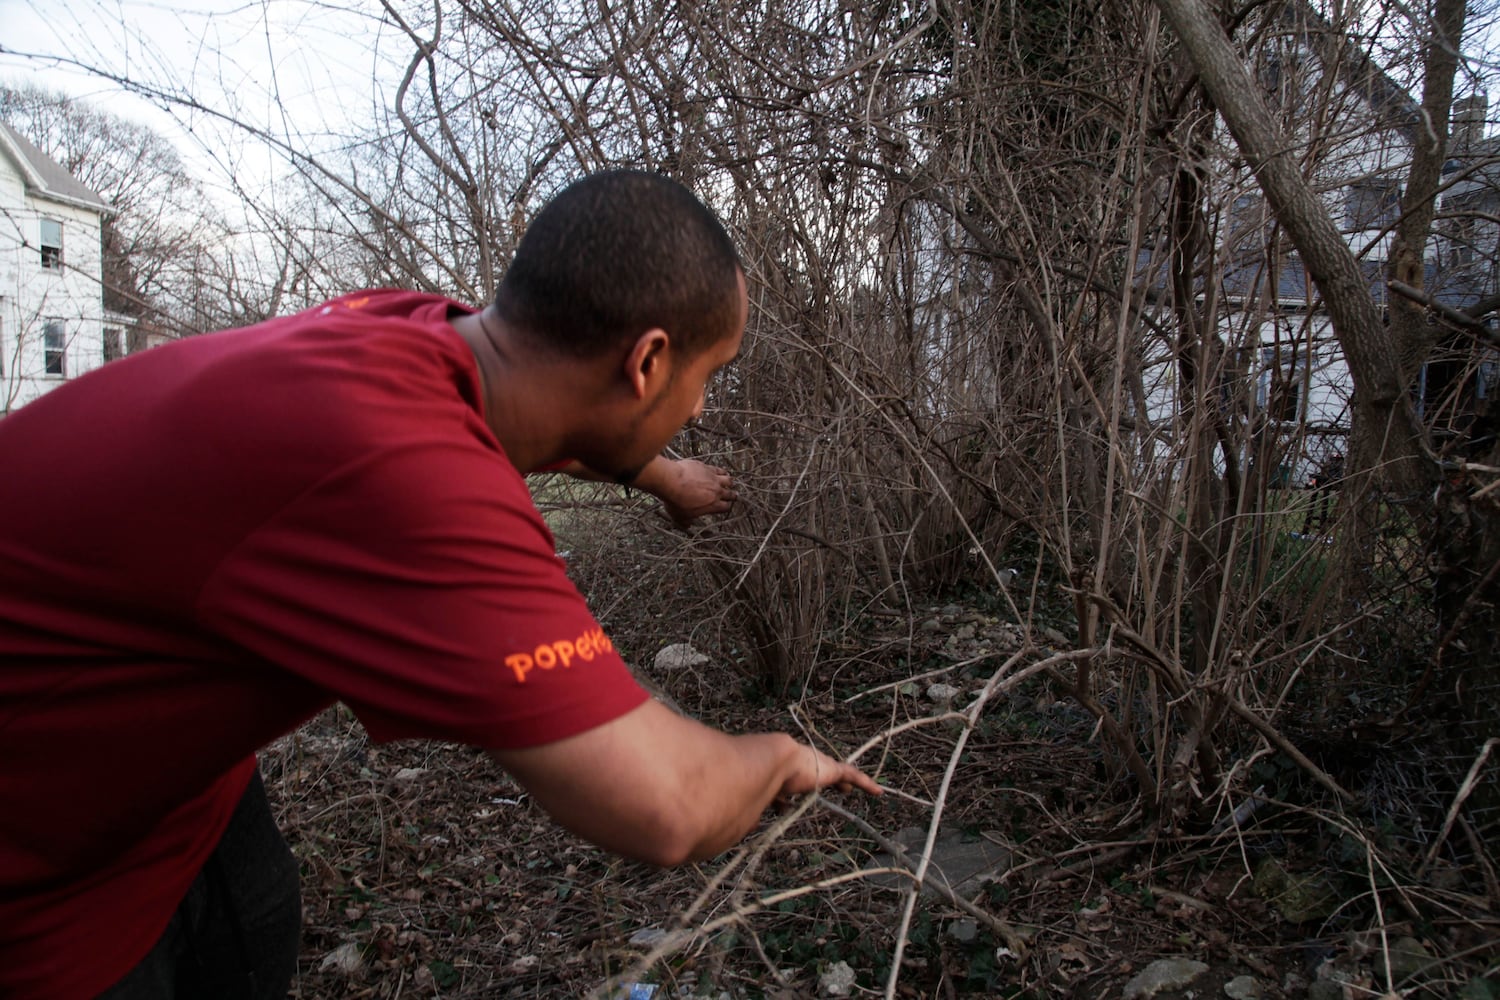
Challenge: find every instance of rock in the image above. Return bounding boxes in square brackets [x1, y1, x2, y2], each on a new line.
[919, 618, 943, 633]
[926, 683, 962, 706]
[954, 624, 977, 640]
[946, 919, 978, 944]
[940, 604, 963, 618]
[319, 941, 364, 975]
[870, 827, 1012, 897]
[654, 643, 709, 671]
[1224, 974, 1264, 999]
[1122, 958, 1210, 999]
[629, 927, 669, 947]
[1306, 981, 1343, 1000]
[819, 960, 856, 997]
[1458, 977, 1498, 1000]
[393, 767, 426, 781]
[1254, 858, 1342, 923]
[1384, 936, 1434, 983]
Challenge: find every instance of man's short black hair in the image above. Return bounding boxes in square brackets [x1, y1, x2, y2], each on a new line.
[495, 170, 743, 360]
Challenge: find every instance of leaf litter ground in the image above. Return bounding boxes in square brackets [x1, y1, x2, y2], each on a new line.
[264, 606, 1497, 999]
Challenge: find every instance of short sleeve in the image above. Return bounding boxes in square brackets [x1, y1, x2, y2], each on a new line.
[197, 437, 648, 749]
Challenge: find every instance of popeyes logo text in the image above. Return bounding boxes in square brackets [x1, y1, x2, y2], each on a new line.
[505, 628, 614, 683]
[317, 295, 371, 315]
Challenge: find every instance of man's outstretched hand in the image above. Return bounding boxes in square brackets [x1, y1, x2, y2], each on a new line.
[640, 456, 737, 528]
[492, 702, 881, 867]
[549, 455, 737, 528]
[777, 744, 884, 801]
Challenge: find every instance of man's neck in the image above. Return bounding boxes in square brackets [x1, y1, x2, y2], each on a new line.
[448, 306, 583, 473]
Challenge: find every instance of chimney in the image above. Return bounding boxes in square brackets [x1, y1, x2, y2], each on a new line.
[1453, 93, 1488, 149]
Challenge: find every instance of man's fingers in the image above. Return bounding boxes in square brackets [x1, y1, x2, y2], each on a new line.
[839, 764, 883, 796]
[808, 750, 882, 797]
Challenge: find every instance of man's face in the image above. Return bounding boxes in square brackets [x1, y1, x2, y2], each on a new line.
[604, 278, 747, 484]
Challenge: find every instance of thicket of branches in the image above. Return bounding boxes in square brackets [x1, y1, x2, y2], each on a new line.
[10, 0, 1495, 957]
[286, 0, 1496, 835]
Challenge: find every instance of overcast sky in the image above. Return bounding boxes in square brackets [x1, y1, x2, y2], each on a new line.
[4, 0, 1497, 195]
[0, 0, 403, 192]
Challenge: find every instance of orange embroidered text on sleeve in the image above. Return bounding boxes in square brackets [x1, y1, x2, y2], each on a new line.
[505, 628, 614, 683]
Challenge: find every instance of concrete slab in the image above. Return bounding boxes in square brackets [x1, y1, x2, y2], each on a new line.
[870, 826, 1012, 898]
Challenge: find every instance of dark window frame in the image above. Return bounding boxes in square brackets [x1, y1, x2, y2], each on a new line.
[1260, 344, 1309, 424]
[44, 319, 66, 376]
[1344, 181, 1401, 231]
[39, 218, 63, 270]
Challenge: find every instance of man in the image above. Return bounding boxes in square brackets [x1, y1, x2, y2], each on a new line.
[1300, 450, 1344, 537]
[0, 170, 879, 1000]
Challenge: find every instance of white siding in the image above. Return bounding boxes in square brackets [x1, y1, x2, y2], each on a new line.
[0, 142, 109, 414]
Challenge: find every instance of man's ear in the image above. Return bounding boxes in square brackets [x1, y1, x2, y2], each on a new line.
[623, 328, 671, 400]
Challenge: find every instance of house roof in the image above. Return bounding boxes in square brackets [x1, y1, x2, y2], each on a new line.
[1271, 0, 1421, 135]
[1134, 249, 1493, 313]
[1442, 133, 1500, 200]
[0, 122, 113, 215]
[1219, 256, 1492, 310]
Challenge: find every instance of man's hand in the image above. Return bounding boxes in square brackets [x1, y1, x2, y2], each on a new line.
[778, 745, 884, 801]
[636, 456, 737, 528]
[551, 456, 737, 528]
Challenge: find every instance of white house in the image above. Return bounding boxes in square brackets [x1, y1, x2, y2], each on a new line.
[1218, 4, 1422, 484]
[0, 122, 117, 414]
[1139, 3, 1498, 485]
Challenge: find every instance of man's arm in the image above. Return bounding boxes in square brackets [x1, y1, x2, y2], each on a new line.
[490, 699, 880, 866]
[554, 455, 736, 527]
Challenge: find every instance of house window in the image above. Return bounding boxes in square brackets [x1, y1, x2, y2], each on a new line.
[1448, 215, 1477, 266]
[44, 320, 66, 376]
[40, 218, 63, 269]
[103, 327, 123, 363]
[1345, 182, 1400, 230]
[1260, 345, 1307, 423]
[1228, 194, 1266, 247]
[1262, 55, 1282, 94]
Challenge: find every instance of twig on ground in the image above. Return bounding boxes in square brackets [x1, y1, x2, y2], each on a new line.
[1418, 738, 1498, 877]
[1458, 816, 1500, 906]
[1226, 697, 1358, 804]
[1032, 844, 1140, 886]
[1145, 885, 1214, 911]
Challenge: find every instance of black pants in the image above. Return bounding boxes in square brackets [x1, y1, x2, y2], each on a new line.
[1303, 486, 1336, 534]
[99, 771, 301, 999]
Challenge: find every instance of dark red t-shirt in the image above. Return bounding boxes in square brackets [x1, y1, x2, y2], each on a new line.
[0, 290, 648, 999]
